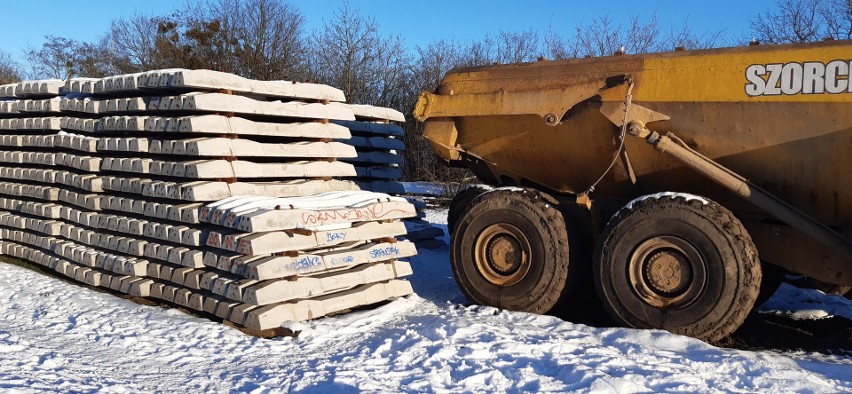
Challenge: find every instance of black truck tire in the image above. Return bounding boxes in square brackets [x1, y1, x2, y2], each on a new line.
[450, 188, 573, 314]
[593, 194, 761, 342]
[447, 185, 491, 235]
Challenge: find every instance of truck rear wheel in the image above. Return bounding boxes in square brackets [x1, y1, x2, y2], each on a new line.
[451, 188, 572, 314]
[448, 185, 491, 235]
[593, 194, 761, 342]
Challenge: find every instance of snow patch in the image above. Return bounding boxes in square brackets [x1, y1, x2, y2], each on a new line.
[0, 208, 849, 392]
[490, 186, 527, 193]
[758, 283, 852, 320]
[626, 191, 710, 210]
[423, 208, 448, 225]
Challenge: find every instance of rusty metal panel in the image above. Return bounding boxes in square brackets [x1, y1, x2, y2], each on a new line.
[420, 40, 851, 227]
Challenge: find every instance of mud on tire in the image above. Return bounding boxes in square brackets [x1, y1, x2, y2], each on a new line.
[450, 188, 574, 314]
[593, 194, 761, 342]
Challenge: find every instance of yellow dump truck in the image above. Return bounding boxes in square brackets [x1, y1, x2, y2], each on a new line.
[414, 40, 852, 341]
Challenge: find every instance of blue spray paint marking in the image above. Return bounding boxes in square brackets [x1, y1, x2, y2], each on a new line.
[326, 232, 347, 243]
[369, 246, 400, 259]
[295, 256, 322, 271]
[329, 255, 355, 267]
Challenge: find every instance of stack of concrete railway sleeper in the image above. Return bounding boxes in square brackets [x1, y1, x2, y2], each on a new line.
[333, 108, 445, 248]
[0, 70, 419, 334]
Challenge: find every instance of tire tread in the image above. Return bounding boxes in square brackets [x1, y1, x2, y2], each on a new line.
[595, 194, 761, 342]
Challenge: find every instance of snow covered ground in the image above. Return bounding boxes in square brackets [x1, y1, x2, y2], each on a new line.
[0, 208, 850, 393]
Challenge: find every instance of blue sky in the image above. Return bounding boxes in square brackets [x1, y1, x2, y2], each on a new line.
[0, 0, 770, 62]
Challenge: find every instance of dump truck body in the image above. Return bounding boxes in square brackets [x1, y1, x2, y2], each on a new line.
[417, 41, 850, 229]
[415, 40, 852, 341]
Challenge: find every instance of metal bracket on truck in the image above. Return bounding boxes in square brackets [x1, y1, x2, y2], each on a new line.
[599, 103, 852, 285]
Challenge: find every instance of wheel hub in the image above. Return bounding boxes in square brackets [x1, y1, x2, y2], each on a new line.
[474, 223, 532, 286]
[644, 250, 692, 295]
[628, 236, 705, 308]
[487, 235, 523, 274]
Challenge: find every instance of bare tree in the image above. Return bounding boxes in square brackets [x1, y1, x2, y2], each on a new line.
[374, 36, 414, 110]
[496, 29, 540, 63]
[403, 40, 469, 182]
[309, 1, 378, 102]
[182, 2, 239, 72]
[26, 36, 78, 79]
[821, 0, 852, 40]
[625, 13, 660, 54]
[145, 5, 231, 72]
[750, 0, 824, 43]
[308, 1, 410, 105]
[34, 0, 306, 80]
[151, 15, 193, 69]
[574, 15, 621, 57]
[105, 13, 161, 72]
[73, 41, 119, 77]
[748, 0, 851, 43]
[454, 29, 540, 66]
[666, 21, 726, 50]
[571, 13, 660, 57]
[231, 0, 308, 80]
[458, 36, 496, 67]
[0, 50, 22, 84]
[26, 36, 123, 79]
[412, 40, 461, 92]
[544, 28, 577, 60]
[547, 13, 719, 59]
